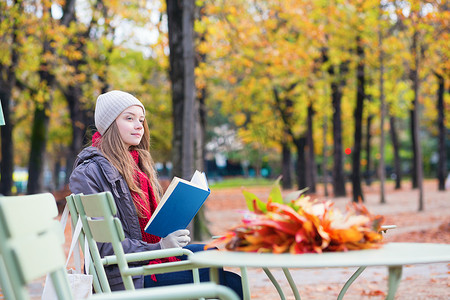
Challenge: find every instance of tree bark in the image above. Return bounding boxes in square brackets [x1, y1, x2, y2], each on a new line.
[195, 85, 206, 172]
[364, 114, 373, 185]
[389, 115, 402, 189]
[378, 17, 386, 204]
[58, 0, 91, 185]
[294, 137, 307, 190]
[323, 46, 348, 197]
[167, 0, 198, 239]
[0, 2, 21, 195]
[409, 108, 418, 188]
[281, 140, 293, 190]
[167, 0, 185, 178]
[181, 0, 195, 180]
[306, 103, 317, 193]
[0, 88, 14, 196]
[330, 68, 347, 197]
[27, 32, 55, 194]
[436, 73, 446, 191]
[352, 35, 365, 203]
[64, 87, 93, 184]
[410, 28, 424, 211]
[322, 114, 329, 197]
[194, 5, 207, 173]
[27, 102, 50, 194]
[272, 85, 308, 190]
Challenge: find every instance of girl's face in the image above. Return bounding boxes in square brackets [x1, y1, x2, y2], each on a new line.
[115, 105, 145, 148]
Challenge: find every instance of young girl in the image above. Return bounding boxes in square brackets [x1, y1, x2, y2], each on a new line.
[69, 90, 243, 298]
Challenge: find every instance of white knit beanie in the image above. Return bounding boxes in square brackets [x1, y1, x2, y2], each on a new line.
[94, 90, 145, 135]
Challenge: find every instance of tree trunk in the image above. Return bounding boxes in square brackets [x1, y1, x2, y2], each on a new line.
[378, 17, 386, 204]
[364, 114, 373, 185]
[322, 114, 329, 197]
[294, 137, 307, 190]
[167, 0, 185, 179]
[436, 73, 446, 191]
[167, 0, 198, 239]
[410, 29, 424, 211]
[194, 13, 207, 173]
[194, 87, 206, 172]
[0, 5, 20, 195]
[0, 88, 14, 196]
[193, 49, 210, 241]
[64, 87, 92, 184]
[409, 108, 418, 188]
[272, 85, 306, 190]
[389, 115, 402, 189]
[27, 34, 55, 194]
[325, 51, 348, 197]
[181, 0, 195, 180]
[27, 102, 50, 194]
[54, 157, 62, 190]
[306, 104, 316, 193]
[57, 0, 92, 185]
[281, 140, 293, 190]
[352, 35, 365, 203]
[331, 72, 346, 197]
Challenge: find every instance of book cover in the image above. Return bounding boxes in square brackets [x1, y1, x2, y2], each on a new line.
[144, 170, 211, 237]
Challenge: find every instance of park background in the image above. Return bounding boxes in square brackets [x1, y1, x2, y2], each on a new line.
[0, 0, 449, 232]
[0, 1, 449, 299]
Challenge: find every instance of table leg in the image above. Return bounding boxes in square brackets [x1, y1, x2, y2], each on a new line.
[240, 267, 251, 300]
[282, 268, 301, 300]
[337, 266, 366, 300]
[209, 266, 251, 300]
[386, 266, 402, 300]
[209, 266, 220, 283]
[263, 268, 286, 300]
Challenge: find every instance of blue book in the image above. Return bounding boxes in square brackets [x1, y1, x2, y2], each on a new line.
[144, 170, 211, 237]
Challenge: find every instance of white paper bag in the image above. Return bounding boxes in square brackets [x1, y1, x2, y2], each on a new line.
[42, 205, 93, 299]
[42, 269, 93, 299]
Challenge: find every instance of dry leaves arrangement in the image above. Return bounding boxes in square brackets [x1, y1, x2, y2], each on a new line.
[207, 180, 385, 254]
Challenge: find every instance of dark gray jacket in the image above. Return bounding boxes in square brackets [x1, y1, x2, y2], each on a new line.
[69, 146, 161, 291]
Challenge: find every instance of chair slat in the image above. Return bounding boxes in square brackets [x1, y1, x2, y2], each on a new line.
[79, 192, 117, 217]
[12, 228, 66, 282]
[0, 193, 58, 237]
[87, 218, 116, 243]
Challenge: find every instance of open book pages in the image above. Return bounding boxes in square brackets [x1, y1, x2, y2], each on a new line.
[189, 170, 209, 189]
[145, 170, 210, 236]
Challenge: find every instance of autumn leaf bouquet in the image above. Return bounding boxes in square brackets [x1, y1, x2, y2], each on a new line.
[207, 180, 385, 254]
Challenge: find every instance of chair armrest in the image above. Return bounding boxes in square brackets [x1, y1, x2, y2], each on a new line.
[122, 260, 200, 277]
[90, 282, 239, 300]
[102, 248, 194, 265]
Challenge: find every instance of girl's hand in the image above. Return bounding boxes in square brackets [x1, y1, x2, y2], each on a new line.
[159, 229, 191, 249]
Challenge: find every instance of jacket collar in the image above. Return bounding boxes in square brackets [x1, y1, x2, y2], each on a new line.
[75, 146, 123, 183]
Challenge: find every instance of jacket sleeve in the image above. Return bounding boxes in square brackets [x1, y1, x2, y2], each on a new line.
[69, 161, 162, 264]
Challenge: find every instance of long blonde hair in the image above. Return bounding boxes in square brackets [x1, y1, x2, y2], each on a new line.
[96, 120, 162, 217]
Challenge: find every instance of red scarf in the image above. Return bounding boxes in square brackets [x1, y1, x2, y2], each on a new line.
[92, 132, 180, 281]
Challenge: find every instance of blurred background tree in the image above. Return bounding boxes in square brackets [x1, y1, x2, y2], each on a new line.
[0, 0, 448, 215]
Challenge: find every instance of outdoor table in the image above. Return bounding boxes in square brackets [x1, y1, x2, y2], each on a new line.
[189, 242, 450, 300]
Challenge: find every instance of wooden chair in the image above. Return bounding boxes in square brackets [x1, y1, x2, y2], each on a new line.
[0, 193, 239, 300]
[66, 192, 202, 292]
